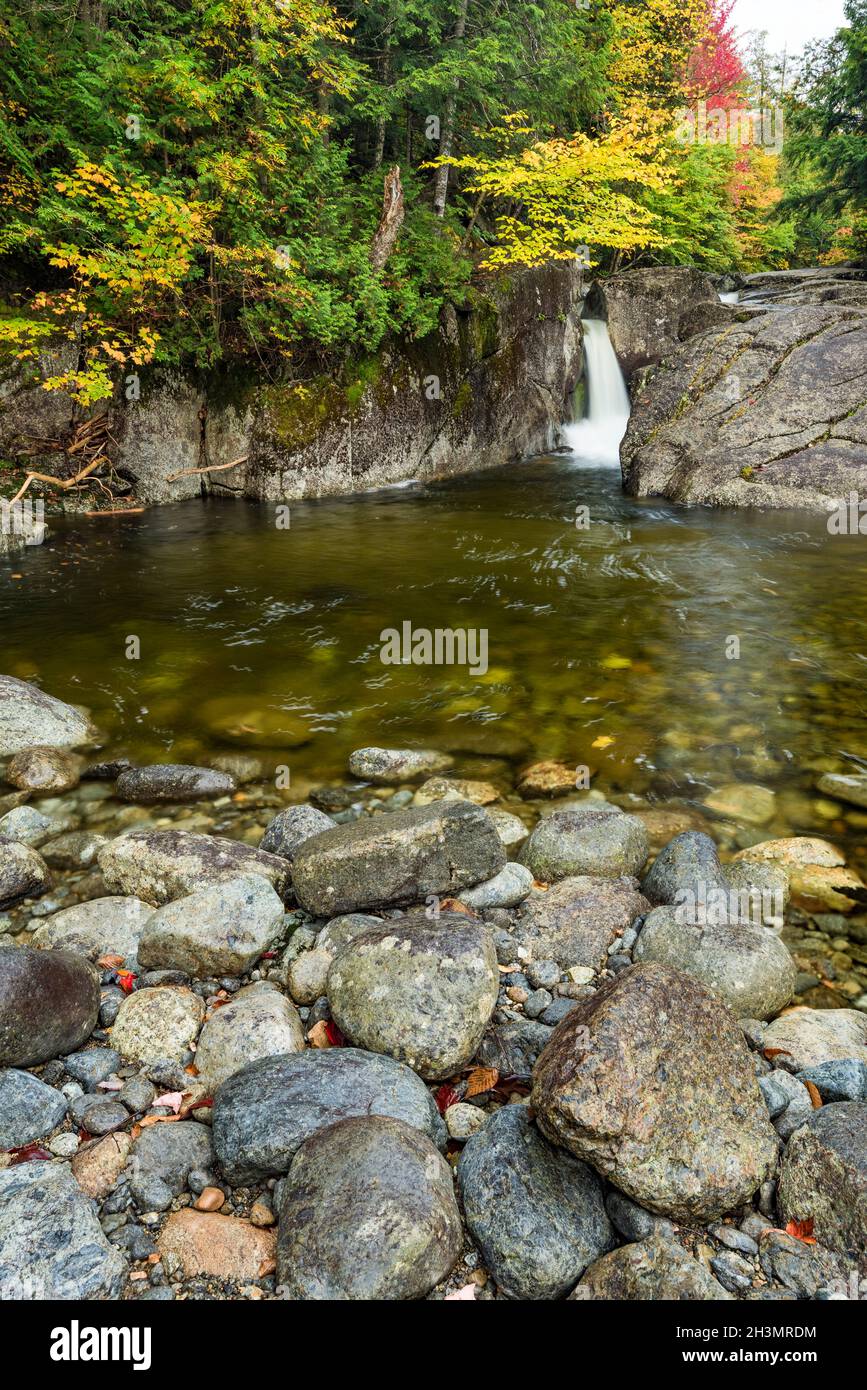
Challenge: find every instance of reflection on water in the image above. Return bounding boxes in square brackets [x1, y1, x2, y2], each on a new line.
[3, 455, 867, 853]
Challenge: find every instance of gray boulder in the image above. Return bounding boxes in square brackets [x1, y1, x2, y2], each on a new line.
[0, 1068, 67, 1148]
[0, 675, 94, 756]
[0, 1162, 126, 1299]
[515, 874, 649, 969]
[573, 1232, 733, 1300]
[259, 804, 335, 860]
[522, 805, 648, 882]
[0, 944, 100, 1067]
[641, 831, 729, 906]
[98, 828, 291, 905]
[622, 305, 867, 510]
[348, 747, 454, 784]
[286, 913, 383, 1004]
[531, 962, 778, 1222]
[116, 764, 236, 803]
[137, 874, 284, 976]
[0, 806, 55, 847]
[129, 1120, 214, 1207]
[585, 266, 719, 381]
[33, 896, 154, 971]
[761, 1008, 867, 1072]
[6, 746, 82, 794]
[212, 1047, 446, 1184]
[460, 862, 534, 910]
[459, 1106, 614, 1299]
[277, 1115, 462, 1300]
[109, 985, 204, 1064]
[778, 1103, 867, 1255]
[633, 905, 796, 1019]
[291, 800, 505, 915]
[327, 914, 499, 1079]
[0, 838, 50, 907]
[476, 1020, 554, 1077]
[194, 982, 305, 1088]
[797, 1060, 867, 1103]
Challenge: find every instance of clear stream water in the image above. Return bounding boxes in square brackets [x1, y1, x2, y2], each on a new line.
[2, 324, 867, 868]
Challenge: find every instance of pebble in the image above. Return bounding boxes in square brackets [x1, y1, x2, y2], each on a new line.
[194, 1186, 225, 1212]
[445, 1103, 488, 1141]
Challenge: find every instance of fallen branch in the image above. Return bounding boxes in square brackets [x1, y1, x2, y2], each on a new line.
[165, 455, 249, 483]
[10, 451, 106, 505]
[83, 507, 146, 517]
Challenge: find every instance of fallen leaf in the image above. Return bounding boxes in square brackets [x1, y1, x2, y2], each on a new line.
[465, 1066, 498, 1099]
[762, 1047, 793, 1060]
[804, 1080, 823, 1109]
[153, 1091, 184, 1114]
[785, 1218, 817, 1244]
[591, 735, 615, 750]
[7, 1142, 52, 1165]
[114, 970, 137, 994]
[435, 1084, 461, 1115]
[445, 1284, 477, 1301]
[181, 1096, 213, 1118]
[307, 1020, 335, 1049]
[96, 954, 125, 970]
[439, 898, 474, 916]
[138, 1114, 181, 1128]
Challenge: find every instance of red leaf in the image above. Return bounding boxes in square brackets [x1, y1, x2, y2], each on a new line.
[435, 1084, 461, 1115]
[324, 1021, 345, 1047]
[7, 1142, 52, 1165]
[785, 1218, 816, 1244]
[114, 970, 137, 994]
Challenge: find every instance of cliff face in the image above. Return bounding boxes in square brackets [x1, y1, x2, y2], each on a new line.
[0, 264, 584, 506]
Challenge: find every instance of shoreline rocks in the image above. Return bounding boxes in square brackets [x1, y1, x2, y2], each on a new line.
[0, 945, 100, 1067]
[98, 829, 291, 905]
[326, 914, 499, 1079]
[0, 675, 95, 755]
[291, 800, 505, 915]
[531, 962, 779, 1222]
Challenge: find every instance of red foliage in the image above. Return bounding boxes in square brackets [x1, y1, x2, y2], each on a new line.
[434, 1084, 461, 1115]
[687, 0, 746, 110]
[324, 1020, 345, 1047]
[7, 1142, 52, 1165]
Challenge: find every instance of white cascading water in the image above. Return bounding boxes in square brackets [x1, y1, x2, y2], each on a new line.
[564, 318, 630, 467]
[719, 290, 739, 304]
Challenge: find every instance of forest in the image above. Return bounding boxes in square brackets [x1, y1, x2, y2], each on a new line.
[0, 0, 864, 406]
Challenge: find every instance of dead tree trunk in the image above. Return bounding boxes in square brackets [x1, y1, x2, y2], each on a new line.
[370, 166, 405, 272]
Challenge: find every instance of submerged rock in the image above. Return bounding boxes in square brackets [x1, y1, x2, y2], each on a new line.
[98, 828, 291, 905]
[291, 800, 505, 915]
[137, 874, 284, 976]
[0, 944, 100, 1067]
[517, 761, 578, 798]
[816, 772, 867, 810]
[0, 1162, 126, 1299]
[33, 896, 154, 971]
[531, 961, 778, 1222]
[212, 1048, 445, 1183]
[458, 1106, 614, 1300]
[276, 1115, 462, 1300]
[116, 764, 236, 803]
[0, 806, 55, 847]
[0, 675, 94, 756]
[326, 914, 499, 1079]
[522, 805, 649, 882]
[348, 747, 454, 784]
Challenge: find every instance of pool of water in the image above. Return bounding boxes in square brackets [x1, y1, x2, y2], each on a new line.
[3, 453, 867, 855]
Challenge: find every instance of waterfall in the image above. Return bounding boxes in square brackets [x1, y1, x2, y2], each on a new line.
[564, 319, 630, 467]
